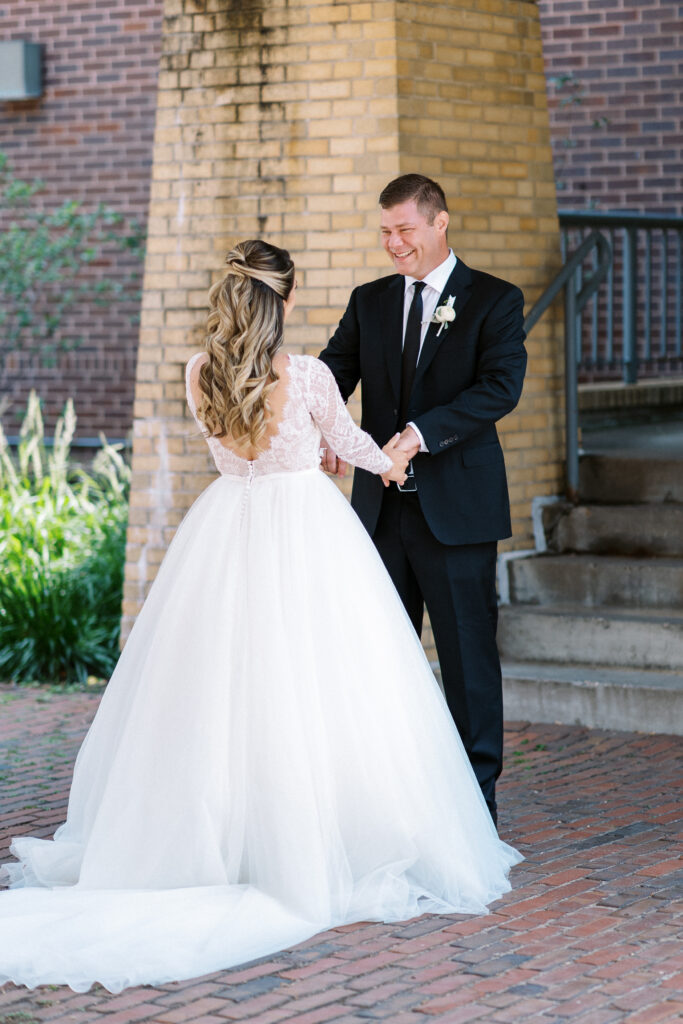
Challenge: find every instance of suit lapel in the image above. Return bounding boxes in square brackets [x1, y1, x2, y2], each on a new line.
[414, 259, 473, 384]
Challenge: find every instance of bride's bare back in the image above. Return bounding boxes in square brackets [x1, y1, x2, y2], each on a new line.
[187, 351, 292, 463]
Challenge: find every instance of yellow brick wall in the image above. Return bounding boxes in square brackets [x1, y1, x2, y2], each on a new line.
[121, 0, 564, 646]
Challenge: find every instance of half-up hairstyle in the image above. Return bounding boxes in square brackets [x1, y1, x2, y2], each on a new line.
[198, 240, 295, 452]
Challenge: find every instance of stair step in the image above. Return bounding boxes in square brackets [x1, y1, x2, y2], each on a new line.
[502, 661, 683, 735]
[507, 553, 683, 609]
[544, 503, 683, 557]
[580, 453, 683, 504]
[497, 605, 683, 670]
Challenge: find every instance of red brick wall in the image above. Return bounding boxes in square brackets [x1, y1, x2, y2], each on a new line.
[0, 0, 163, 440]
[539, 0, 683, 212]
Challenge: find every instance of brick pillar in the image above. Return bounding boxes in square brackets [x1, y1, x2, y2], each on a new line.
[122, 0, 564, 642]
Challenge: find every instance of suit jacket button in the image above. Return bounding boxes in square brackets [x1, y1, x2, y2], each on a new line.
[393, 408, 397, 416]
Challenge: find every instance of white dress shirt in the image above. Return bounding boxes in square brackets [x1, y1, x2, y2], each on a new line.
[404, 249, 457, 452]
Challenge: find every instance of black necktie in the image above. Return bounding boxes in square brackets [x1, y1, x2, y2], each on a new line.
[399, 281, 425, 428]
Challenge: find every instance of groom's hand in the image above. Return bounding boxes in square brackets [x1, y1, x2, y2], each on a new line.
[320, 443, 347, 477]
[395, 426, 421, 459]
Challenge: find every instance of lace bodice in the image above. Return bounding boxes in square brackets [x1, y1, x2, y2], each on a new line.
[185, 353, 392, 478]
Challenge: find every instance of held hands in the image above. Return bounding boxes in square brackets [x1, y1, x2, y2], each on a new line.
[381, 434, 410, 487]
[319, 426, 417, 485]
[381, 425, 420, 485]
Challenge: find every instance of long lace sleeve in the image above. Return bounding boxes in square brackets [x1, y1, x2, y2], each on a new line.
[304, 358, 393, 475]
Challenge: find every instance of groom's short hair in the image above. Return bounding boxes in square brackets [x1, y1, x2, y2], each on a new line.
[379, 174, 448, 224]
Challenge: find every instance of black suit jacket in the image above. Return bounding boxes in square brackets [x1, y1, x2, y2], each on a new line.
[319, 258, 527, 546]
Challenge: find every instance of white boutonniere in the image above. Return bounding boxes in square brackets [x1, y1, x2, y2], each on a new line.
[432, 295, 456, 336]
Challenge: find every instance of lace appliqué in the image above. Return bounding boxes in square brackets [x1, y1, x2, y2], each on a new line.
[185, 353, 392, 479]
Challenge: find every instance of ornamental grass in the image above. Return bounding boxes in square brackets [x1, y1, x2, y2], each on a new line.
[0, 393, 129, 683]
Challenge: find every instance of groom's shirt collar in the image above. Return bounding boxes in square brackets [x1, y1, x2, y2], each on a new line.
[403, 249, 457, 298]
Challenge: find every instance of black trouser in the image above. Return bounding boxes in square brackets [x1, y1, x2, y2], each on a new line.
[373, 487, 503, 825]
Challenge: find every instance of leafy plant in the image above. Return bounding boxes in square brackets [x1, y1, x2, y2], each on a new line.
[0, 392, 130, 683]
[0, 151, 145, 366]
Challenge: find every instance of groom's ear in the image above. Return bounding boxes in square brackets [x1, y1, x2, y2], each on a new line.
[434, 210, 449, 236]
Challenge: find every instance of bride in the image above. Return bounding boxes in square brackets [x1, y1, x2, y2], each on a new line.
[0, 240, 522, 994]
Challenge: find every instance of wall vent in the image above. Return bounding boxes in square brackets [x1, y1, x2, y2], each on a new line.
[0, 41, 43, 100]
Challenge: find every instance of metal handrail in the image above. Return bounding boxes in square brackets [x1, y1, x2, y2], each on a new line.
[559, 210, 683, 384]
[524, 229, 612, 503]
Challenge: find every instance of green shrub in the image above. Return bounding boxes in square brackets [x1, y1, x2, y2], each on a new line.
[0, 393, 130, 683]
[0, 150, 145, 367]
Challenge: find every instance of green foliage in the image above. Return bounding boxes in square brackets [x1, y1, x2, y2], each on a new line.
[0, 151, 145, 366]
[0, 393, 130, 683]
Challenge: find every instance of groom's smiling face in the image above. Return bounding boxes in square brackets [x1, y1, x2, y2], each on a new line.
[380, 199, 449, 281]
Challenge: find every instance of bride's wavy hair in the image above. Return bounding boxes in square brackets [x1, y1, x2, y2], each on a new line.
[198, 240, 295, 451]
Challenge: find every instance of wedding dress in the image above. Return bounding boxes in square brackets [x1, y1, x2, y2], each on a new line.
[0, 354, 522, 993]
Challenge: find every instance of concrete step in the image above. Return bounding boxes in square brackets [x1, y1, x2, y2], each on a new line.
[502, 661, 683, 736]
[507, 553, 683, 609]
[543, 503, 683, 557]
[579, 452, 683, 504]
[497, 604, 683, 670]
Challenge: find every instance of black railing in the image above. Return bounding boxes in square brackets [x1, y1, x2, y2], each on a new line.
[524, 230, 612, 503]
[524, 209, 683, 501]
[559, 210, 683, 384]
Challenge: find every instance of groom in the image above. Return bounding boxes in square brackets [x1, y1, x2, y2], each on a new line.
[319, 174, 526, 826]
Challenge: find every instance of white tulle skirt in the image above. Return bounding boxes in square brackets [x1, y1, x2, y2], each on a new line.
[0, 468, 522, 993]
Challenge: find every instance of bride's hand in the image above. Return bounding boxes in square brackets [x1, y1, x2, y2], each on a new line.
[381, 434, 410, 487]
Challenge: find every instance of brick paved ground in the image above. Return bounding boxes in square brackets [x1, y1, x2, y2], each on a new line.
[1, 684, 681, 1024]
